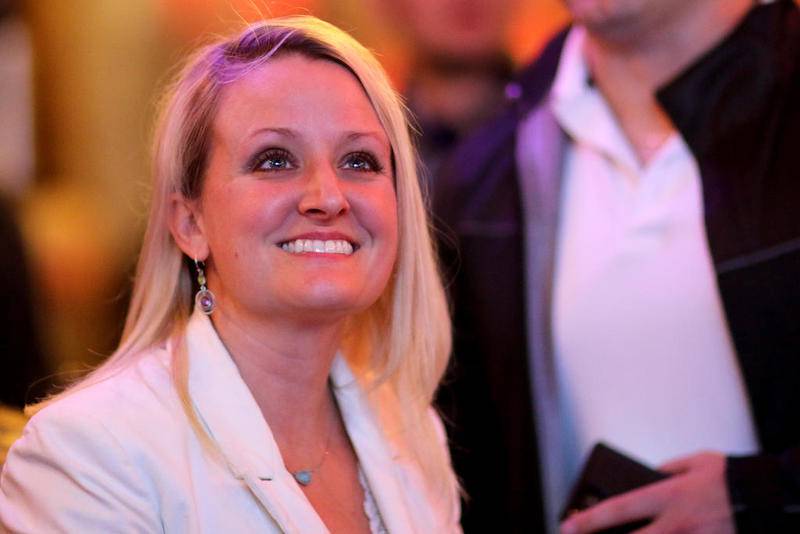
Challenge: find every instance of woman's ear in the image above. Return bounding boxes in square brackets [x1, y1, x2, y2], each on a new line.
[169, 194, 209, 260]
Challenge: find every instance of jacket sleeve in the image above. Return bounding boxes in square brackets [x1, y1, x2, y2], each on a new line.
[727, 450, 800, 533]
[0, 408, 162, 534]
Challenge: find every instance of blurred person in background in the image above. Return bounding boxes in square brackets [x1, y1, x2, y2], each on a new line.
[0, 198, 47, 409]
[435, 0, 800, 532]
[0, 0, 34, 199]
[0, 0, 48, 410]
[374, 0, 519, 184]
[1, 16, 460, 532]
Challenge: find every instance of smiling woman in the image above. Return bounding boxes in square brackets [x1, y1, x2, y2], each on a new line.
[0, 17, 460, 534]
[178, 55, 399, 326]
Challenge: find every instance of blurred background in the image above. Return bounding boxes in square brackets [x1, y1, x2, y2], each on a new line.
[0, 0, 569, 408]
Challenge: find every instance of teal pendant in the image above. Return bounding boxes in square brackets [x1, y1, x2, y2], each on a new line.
[293, 470, 312, 486]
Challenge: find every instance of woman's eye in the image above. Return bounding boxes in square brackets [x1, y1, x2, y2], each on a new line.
[342, 151, 383, 173]
[253, 149, 295, 172]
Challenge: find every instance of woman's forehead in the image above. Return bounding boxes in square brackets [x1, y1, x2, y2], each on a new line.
[212, 54, 388, 143]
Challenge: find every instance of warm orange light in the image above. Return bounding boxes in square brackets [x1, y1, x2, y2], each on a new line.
[157, 0, 320, 41]
[507, 0, 571, 64]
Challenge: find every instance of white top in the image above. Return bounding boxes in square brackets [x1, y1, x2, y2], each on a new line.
[359, 465, 389, 534]
[547, 25, 759, 512]
[0, 310, 460, 533]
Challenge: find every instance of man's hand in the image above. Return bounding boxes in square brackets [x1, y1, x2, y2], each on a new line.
[560, 451, 735, 534]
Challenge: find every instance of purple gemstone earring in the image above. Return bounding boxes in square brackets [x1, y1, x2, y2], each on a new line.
[194, 258, 215, 315]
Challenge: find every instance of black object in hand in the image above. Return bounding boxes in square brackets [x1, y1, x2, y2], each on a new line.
[561, 442, 669, 534]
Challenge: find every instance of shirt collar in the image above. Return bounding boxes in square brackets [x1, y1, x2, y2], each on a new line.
[549, 25, 591, 108]
[549, 27, 688, 175]
[549, 27, 645, 173]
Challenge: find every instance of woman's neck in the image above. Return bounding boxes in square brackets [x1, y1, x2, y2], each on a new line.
[209, 304, 346, 442]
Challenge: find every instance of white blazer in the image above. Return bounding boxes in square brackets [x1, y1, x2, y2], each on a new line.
[0, 311, 461, 533]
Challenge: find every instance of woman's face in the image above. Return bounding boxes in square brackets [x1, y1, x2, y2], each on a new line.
[192, 54, 398, 325]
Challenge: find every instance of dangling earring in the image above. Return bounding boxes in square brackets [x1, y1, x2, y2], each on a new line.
[194, 258, 215, 315]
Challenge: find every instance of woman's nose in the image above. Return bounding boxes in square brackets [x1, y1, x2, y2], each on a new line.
[298, 166, 350, 219]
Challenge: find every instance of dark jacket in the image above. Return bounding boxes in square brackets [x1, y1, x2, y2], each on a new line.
[434, 2, 800, 532]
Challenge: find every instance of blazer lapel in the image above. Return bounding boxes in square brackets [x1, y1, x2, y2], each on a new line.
[330, 357, 419, 533]
[185, 311, 328, 534]
[184, 313, 426, 532]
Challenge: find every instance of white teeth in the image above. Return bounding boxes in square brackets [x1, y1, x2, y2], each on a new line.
[282, 239, 354, 255]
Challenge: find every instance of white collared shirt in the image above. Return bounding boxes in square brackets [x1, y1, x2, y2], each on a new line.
[547, 24, 759, 518]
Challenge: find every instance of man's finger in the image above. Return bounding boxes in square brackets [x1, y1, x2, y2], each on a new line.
[659, 457, 693, 474]
[561, 479, 671, 534]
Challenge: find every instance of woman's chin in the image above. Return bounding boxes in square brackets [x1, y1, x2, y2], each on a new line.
[277, 281, 382, 313]
[268, 292, 376, 324]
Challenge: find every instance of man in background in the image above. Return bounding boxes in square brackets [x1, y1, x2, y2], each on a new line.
[435, 0, 800, 532]
[375, 0, 518, 182]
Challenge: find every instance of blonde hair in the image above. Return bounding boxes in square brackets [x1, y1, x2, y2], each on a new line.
[40, 16, 456, 507]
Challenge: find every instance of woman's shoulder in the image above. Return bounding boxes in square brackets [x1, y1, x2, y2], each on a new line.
[37, 343, 174, 417]
[0, 344, 181, 532]
[11, 344, 184, 463]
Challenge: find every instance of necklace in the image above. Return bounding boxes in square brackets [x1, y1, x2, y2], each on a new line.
[290, 405, 335, 487]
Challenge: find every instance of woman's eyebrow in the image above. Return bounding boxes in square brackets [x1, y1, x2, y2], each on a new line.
[342, 131, 388, 144]
[246, 126, 299, 140]
[241, 128, 388, 148]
